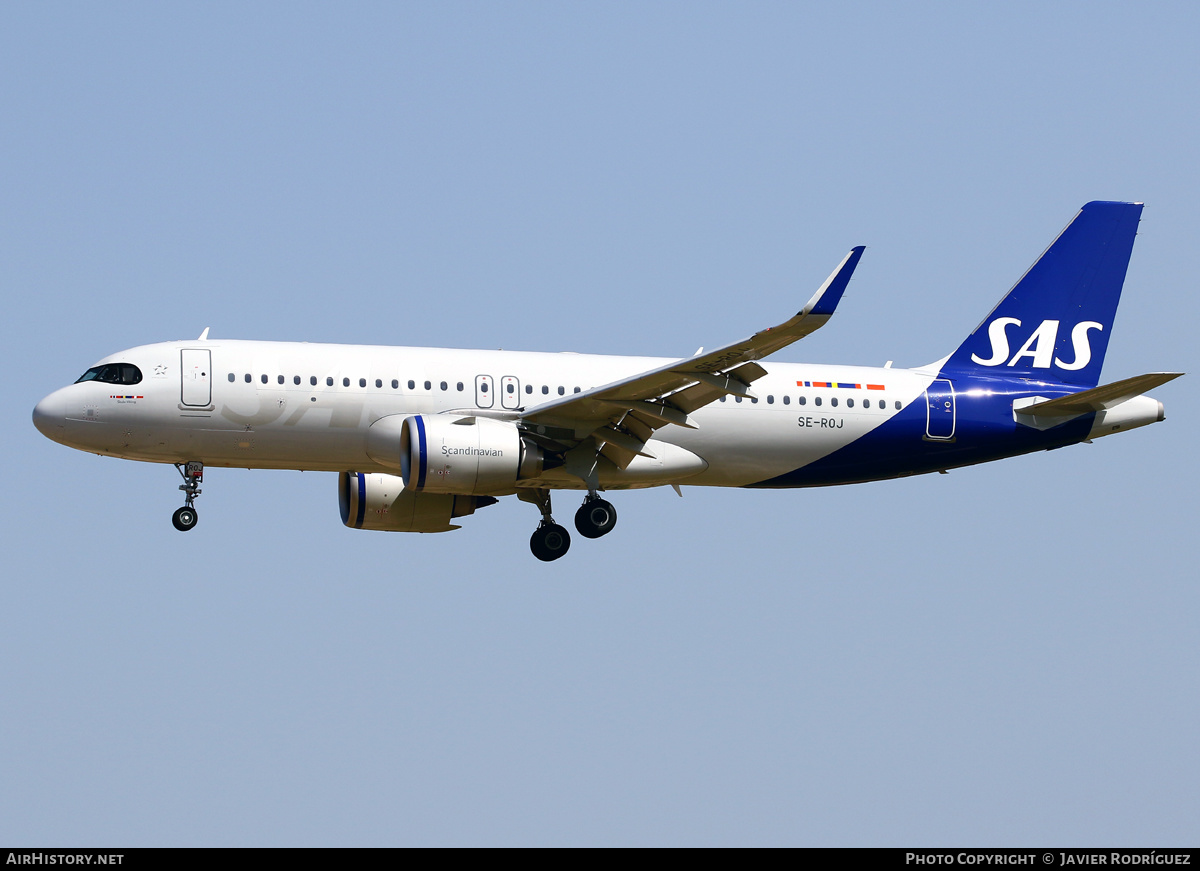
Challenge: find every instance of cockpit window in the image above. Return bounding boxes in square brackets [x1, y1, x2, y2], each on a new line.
[75, 363, 142, 385]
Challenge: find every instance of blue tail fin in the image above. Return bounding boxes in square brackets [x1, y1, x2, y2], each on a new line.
[942, 201, 1143, 387]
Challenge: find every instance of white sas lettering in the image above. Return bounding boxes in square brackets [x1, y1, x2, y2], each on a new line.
[971, 317, 1021, 366]
[972, 318, 1105, 370]
[1053, 320, 1103, 370]
[1007, 318, 1059, 368]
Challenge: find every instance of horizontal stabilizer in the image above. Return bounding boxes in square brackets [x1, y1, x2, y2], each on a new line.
[1019, 372, 1183, 417]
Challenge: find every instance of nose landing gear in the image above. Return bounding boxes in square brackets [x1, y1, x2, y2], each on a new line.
[172, 461, 203, 532]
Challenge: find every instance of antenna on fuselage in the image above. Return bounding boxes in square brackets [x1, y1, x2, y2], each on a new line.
[198, 327, 210, 341]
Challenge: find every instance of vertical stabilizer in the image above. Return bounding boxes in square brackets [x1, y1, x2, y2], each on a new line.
[942, 201, 1143, 387]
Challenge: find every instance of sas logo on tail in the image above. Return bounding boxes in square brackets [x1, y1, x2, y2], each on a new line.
[971, 318, 1103, 370]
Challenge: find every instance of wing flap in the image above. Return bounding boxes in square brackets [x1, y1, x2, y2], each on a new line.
[667, 362, 768, 414]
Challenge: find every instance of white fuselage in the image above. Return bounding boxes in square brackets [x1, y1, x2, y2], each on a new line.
[35, 339, 934, 489]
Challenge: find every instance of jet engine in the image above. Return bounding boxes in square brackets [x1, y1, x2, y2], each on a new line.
[367, 414, 548, 495]
[339, 471, 496, 533]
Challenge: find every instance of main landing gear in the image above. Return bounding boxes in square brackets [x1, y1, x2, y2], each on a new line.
[574, 494, 617, 539]
[172, 461, 203, 532]
[520, 488, 618, 561]
[521, 489, 571, 562]
[530, 521, 571, 562]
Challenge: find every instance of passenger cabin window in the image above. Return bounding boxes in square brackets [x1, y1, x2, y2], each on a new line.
[783, 396, 790, 405]
[440, 381, 447, 391]
[375, 379, 383, 388]
[424, 381, 431, 390]
[457, 382, 464, 391]
[895, 400, 902, 410]
[359, 378, 367, 388]
[343, 377, 350, 387]
[227, 373, 235, 382]
[525, 384, 532, 394]
[326, 377, 334, 387]
[311, 376, 318, 386]
[814, 397, 822, 406]
[798, 396, 806, 406]
[542, 386, 549, 394]
[261, 375, 268, 384]
[277, 375, 285, 385]
[75, 363, 143, 385]
[392, 379, 399, 389]
[557, 386, 565, 395]
[294, 376, 301, 385]
[830, 397, 838, 407]
[245, 374, 251, 383]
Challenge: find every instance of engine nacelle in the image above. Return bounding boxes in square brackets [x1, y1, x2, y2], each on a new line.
[338, 471, 496, 533]
[392, 414, 544, 495]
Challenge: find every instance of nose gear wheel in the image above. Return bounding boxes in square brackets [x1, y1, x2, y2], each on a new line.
[172, 506, 198, 531]
[172, 461, 204, 532]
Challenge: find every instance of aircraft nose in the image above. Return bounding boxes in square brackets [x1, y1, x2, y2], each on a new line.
[32, 389, 70, 441]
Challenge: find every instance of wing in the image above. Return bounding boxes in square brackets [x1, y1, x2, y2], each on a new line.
[517, 246, 865, 475]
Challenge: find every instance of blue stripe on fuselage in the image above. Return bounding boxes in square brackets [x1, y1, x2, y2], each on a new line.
[747, 375, 1094, 488]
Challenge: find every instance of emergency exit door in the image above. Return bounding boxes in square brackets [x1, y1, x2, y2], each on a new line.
[500, 376, 521, 410]
[475, 374, 494, 408]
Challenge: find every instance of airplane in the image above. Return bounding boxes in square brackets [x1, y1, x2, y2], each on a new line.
[33, 201, 1181, 561]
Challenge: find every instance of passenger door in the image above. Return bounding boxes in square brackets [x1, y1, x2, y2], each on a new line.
[924, 379, 955, 439]
[180, 349, 212, 407]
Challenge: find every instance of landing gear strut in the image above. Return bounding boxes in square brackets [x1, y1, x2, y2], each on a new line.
[172, 461, 203, 532]
[520, 489, 571, 562]
[574, 494, 617, 539]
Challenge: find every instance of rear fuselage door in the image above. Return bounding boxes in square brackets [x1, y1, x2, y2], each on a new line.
[924, 378, 955, 439]
[500, 376, 520, 410]
[181, 349, 212, 407]
[475, 374, 494, 408]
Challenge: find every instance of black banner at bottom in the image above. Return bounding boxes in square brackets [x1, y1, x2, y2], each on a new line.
[1, 848, 1197, 859]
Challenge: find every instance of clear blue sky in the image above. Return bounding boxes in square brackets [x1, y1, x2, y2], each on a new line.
[3, 2, 1196, 846]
